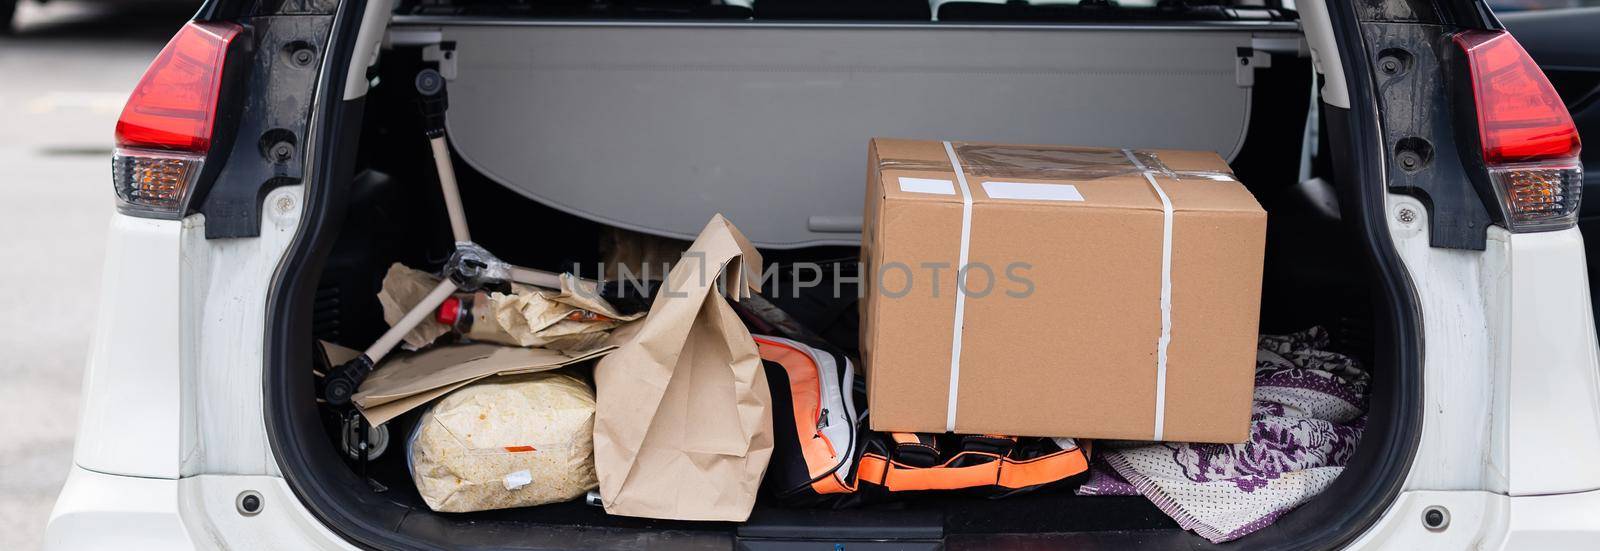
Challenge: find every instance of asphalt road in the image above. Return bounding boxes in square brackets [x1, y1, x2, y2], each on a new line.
[0, 3, 192, 549]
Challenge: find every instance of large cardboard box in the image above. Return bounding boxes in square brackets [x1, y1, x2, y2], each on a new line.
[861, 138, 1266, 442]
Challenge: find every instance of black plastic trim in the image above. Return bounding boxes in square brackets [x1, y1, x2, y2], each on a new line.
[162, 23, 251, 221]
[200, 0, 340, 21]
[197, 15, 337, 238]
[1305, 0, 1428, 544]
[1368, 22, 1495, 250]
[264, 0, 402, 549]
[1354, 0, 1500, 29]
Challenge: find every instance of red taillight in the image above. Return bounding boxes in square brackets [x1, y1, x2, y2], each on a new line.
[113, 21, 239, 219]
[115, 21, 240, 152]
[1455, 30, 1581, 165]
[1456, 30, 1584, 232]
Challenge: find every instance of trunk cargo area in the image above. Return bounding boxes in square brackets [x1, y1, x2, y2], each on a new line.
[268, 15, 1413, 550]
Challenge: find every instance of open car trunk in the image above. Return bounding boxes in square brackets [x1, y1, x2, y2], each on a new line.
[266, 9, 1422, 550]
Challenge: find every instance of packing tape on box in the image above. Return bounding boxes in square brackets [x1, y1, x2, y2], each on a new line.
[912, 142, 1221, 438]
[880, 143, 1237, 183]
[941, 141, 977, 434]
[1121, 148, 1176, 441]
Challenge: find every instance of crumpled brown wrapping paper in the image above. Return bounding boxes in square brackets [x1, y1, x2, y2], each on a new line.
[378, 263, 641, 352]
[409, 371, 599, 513]
[334, 339, 614, 426]
[592, 214, 774, 521]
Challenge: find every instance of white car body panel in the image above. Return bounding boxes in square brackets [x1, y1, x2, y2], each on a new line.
[49, 469, 1600, 550]
[177, 474, 357, 550]
[1386, 195, 1510, 493]
[179, 185, 305, 477]
[1500, 489, 1600, 548]
[46, 467, 194, 550]
[1345, 488, 1600, 550]
[73, 215, 186, 479]
[1502, 227, 1600, 495]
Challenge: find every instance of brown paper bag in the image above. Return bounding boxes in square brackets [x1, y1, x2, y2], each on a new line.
[592, 214, 774, 521]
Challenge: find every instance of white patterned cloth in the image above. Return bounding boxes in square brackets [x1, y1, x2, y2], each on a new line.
[1077, 327, 1368, 543]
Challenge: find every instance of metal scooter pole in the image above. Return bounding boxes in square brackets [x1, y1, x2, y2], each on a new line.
[322, 69, 609, 407]
[432, 134, 471, 244]
[322, 69, 468, 406]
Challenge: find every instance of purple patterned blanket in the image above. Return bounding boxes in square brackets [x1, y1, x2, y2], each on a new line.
[1077, 327, 1369, 543]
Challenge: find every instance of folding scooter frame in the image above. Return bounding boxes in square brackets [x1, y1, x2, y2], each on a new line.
[319, 68, 570, 406]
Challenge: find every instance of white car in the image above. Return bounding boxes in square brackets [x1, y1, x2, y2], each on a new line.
[45, 0, 1600, 549]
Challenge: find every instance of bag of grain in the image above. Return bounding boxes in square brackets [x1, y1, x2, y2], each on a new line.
[409, 371, 598, 512]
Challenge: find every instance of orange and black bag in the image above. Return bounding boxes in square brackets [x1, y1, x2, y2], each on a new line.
[757, 335, 1090, 508]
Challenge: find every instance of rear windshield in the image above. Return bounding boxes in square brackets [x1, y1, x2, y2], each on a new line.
[398, 0, 1297, 23]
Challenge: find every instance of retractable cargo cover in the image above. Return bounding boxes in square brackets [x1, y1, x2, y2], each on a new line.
[437, 23, 1273, 248]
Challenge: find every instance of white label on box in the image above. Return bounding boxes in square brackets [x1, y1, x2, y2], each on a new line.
[898, 177, 956, 195]
[982, 181, 1085, 202]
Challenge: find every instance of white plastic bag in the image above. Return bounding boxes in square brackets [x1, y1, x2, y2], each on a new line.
[409, 371, 598, 512]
